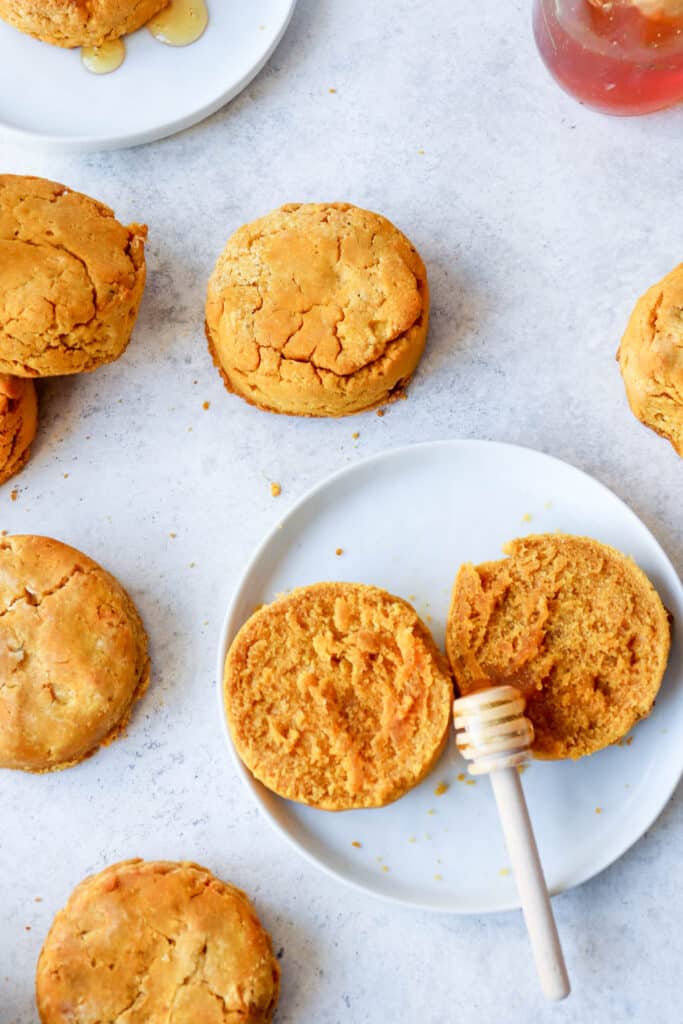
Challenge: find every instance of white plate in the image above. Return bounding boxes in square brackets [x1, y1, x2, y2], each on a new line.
[217, 440, 683, 914]
[0, 0, 296, 150]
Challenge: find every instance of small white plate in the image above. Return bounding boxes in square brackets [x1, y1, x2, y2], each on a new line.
[217, 440, 683, 914]
[0, 0, 296, 150]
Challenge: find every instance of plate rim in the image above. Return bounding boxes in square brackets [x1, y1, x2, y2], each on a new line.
[0, 0, 297, 152]
[216, 438, 683, 914]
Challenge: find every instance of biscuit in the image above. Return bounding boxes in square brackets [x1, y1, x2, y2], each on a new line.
[618, 263, 683, 456]
[0, 174, 147, 377]
[0, 374, 37, 484]
[0, 0, 168, 47]
[446, 534, 670, 759]
[36, 859, 280, 1024]
[205, 203, 429, 417]
[224, 582, 453, 809]
[0, 535, 149, 772]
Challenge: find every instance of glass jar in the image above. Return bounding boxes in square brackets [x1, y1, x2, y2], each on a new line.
[533, 0, 683, 114]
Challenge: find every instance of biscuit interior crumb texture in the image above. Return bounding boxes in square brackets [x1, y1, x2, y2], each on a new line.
[224, 582, 454, 809]
[0, 174, 147, 377]
[446, 534, 671, 760]
[0, 374, 37, 484]
[618, 262, 683, 457]
[205, 203, 430, 417]
[0, 535, 150, 772]
[0, 0, 168, 47]
[35, 860, 280, 1024]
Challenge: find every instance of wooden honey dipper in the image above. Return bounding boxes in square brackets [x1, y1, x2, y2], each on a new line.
[453, 684, 571, 1001]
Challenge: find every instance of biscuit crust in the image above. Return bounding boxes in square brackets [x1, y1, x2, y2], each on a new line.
[36, 859, 280, 1024]
[0, 374, 37, 484]
[205, 203, 429, 417]
[446, 534, 671, 760]
[0, 0, 168, 47]
[618, 263, 683, 456]
[224, 582, 454, 809]
[0, 535, 150, 772]
[0, 174, 147, 377]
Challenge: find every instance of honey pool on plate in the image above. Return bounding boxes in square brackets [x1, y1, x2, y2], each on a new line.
[81, 0, 208, 75]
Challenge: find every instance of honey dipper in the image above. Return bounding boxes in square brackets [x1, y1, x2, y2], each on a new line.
[453, 684, 571, 1001]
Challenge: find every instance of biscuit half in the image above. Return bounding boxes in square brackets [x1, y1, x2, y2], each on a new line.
[224, 582, 454, 809]
[446, 534, 671, 760]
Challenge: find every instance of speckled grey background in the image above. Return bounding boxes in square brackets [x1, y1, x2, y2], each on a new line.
[2, 1, 683, 1021]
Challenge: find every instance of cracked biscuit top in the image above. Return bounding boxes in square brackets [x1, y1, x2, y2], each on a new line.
[446, 534, 671, 760]
[205, 203, 429, 417]
[224, 583, 454, 809]
[0, 535, 150, 772]
[618, 262, 683, 457]
[36, 859, 281, 1024]
[0, 0, 168, 47]
[0, 374, 37, 484]
[0, 174, 147, 377]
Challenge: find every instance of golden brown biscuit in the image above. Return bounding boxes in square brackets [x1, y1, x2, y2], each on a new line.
[205, 203, 429, 417]
[0, 374, 37, 484]
[0, 535, 149, 772]
[0, 174, 147, 377]
[224, 582, 454, 809]
[618, 263, 683, 456]
[446, 534, 670, 760]
[36, 859, 280, 1024]
[0, 0, 167, 47]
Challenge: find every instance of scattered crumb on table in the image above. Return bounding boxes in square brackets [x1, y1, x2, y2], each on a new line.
[457, 773, 466, 782]
[352, 431, 359, 440]
[270, 482, 281, 497]
[10, 489, 18, 502]
[499, 868, 510, 877]
[335, 548, 343, 556]
[351, 841, 362, 849]
[202, 401, 210, 410]
[465, 779, 476, 786]
[595, 807, 602, 814]
[521, 512, 532, 523]
[434, 782, 449, 797]
[377, 409, 385, 417]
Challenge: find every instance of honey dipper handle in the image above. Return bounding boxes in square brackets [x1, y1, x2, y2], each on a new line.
[490, 768, 571, 1002]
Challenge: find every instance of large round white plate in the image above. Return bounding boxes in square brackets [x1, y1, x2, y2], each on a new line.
[217, 440, 683, 914]
[0, 1, 296, 150]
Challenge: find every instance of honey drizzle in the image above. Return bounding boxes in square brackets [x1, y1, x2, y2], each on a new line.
[81, 38, 126, 75]
[147, 0, 209, 46]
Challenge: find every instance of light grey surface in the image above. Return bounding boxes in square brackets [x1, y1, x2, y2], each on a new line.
[1, 1, 682, 1021]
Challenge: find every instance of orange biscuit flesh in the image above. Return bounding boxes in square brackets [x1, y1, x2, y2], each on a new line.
[36, 859, 280, 1024]
[224, 582, 454, 810]
[0, 174, 147, 377]
[0, 0, 168, 47]
[205, 203, 429, 417]
[0, 374, 37, 484]
[446, 534, 671, 760]
[0, 535, 150, 772]
[617, 263, 683, 457]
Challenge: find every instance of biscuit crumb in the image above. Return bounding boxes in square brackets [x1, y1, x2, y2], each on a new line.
[381, 865, 389, 873]
[434, 873, 442, 880]
[34, 897, 42, 903]
[595, 807, 602, 814]
[352, 432, 359, 440]
[25, 926, 31, 931]
[517, 764, 528, 775]
[63, 473, 69, 479]
[434, 782, 449, 796]
[465, 779, 476, 786]
[329, 87, 337, 93]
[335, 548, 343, 556]
[351, 841, 362, 849]
[417, 148, 425, 155]
[626, 736, 633, 746]
[377, 409, 385, 417]
[189, 562, 196, 568]
[544, 501, 553, 509]
[521, 513, 532, 523]
[457, 773, 466, 782]
[270, 483, 281, 498]
[202, 401, 210, 410]
[10, 489, 18, 501]
[169, 532, 177, 539]
[427, 808, 435, 816]
[499, 868, 510, 877]
[408, 836, 416, 843]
